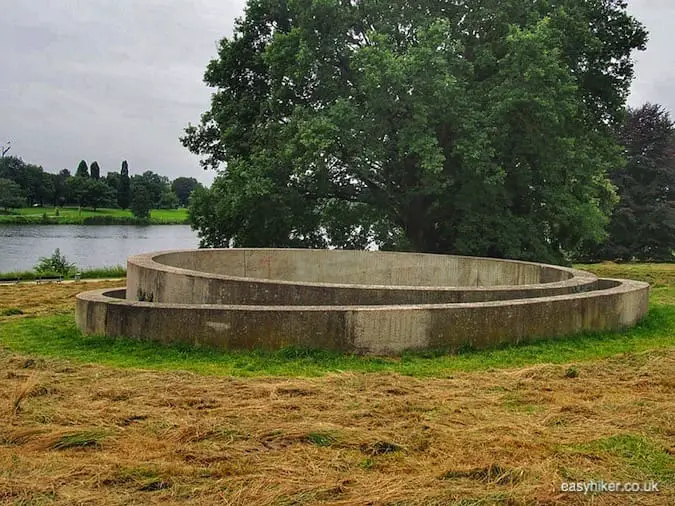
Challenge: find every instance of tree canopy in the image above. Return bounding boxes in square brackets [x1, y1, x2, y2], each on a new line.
[585, 104, 675, 262]
[0, 178, 26, 210]
[172, 177, 201, 207]
[75, 160, 89, 178]
[183, 0, 647, 263]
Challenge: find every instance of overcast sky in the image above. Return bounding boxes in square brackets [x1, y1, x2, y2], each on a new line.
[0, 0, 672, 185]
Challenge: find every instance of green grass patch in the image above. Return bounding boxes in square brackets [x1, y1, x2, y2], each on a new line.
[48, 430, 108, 450]
[0, 307, 24, 316]
[305, 432, 339, 447]
[0, 207, 189, 225]
[561, 434, 675, 484]
[0, 304, 673, 377]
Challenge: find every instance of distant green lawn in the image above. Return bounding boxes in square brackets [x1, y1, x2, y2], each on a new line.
[0, 207, 189, 225]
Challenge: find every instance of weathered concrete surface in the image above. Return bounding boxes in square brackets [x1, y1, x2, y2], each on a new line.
[75, 247, 650, 355]
[127, 249, 598, 306]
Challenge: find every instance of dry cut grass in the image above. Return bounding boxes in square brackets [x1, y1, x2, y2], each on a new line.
[0, 349, 673, 505]
[0, 280, 125, 317]
[0, 270, 673, 504]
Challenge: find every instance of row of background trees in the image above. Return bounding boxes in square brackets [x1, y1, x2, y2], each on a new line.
[0, 157, 202, 218]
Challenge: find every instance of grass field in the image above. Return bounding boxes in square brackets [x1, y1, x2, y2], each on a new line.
[0, 207, 189, 225]
[0, 264, 673, 504]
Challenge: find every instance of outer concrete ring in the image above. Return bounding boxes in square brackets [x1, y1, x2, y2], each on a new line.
[76, 277, 649, 356]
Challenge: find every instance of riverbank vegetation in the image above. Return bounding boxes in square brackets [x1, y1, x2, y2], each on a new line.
[0, 156, 201, 222]
[0, 264, 673, 504]
[0, 249, 126, 282]
[0, 266, 126, 283]
[0, 207, 189, 225]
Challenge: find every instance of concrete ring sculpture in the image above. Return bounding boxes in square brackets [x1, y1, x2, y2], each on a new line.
[76, 249, 649, 355]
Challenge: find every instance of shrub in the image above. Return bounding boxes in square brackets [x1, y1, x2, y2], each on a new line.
[35, 249, 76, 277]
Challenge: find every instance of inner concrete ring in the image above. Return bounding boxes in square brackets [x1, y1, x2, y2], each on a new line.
[76, 249, 649, 355]
[126, 249, 600, 305]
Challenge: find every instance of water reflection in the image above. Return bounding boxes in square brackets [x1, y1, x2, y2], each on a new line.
[0, 225, 199, 271]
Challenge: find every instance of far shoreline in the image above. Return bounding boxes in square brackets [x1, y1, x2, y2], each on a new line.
[0, 207, 190, 226]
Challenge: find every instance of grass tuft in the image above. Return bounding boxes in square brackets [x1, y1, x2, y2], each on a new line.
[564, 366, 579, 378]
[361, 440, 403, 456]
[0, 307, 23, 316]
[441, 464, 525, 485]
[305, 432, 338, 447]
[47, 430, 108, 450]
[11, 375, 39, 416]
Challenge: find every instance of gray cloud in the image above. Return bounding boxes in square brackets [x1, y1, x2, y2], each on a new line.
[628, 0, 675, 114]
[0, 1, 671, 184]
[0, 0, 246, 183]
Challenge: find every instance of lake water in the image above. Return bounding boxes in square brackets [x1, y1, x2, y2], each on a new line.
[0, 225, 199, 272]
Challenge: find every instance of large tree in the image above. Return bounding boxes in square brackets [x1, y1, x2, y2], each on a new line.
[588, 104, 675, 262]
[0, 178, 26, 211]
[172, 177, 201, 207]
[130, 185, 152, 219]
[131, 171, 171, 208]
[183, 0, 647, 263]
[67, 177, 115, 210]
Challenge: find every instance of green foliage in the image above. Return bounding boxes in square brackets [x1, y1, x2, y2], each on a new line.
[67, 176, 115, 210]
[105, 171, 120, 192]
[0, 177, 26, 210]
[75, 160, 89, 178]
[90, 161, 101, 180]
[131, 171, 172, 209]
[171, 177, 201, 207]
[34, 248, 76, 277]
[183, 0, 646, 262]
[53, 169, 70, 207]
[0, 156, 53, 206]
[130, 185, 152, 219]
[159, 189, 179, 209]
[584, 104, 675, 262]
[118, 161, 131, 209]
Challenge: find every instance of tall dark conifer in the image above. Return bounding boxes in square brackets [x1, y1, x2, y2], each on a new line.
[75, 160, 89, 178]
[117, 160, 131, 209]
[90, 161, 101, 180]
